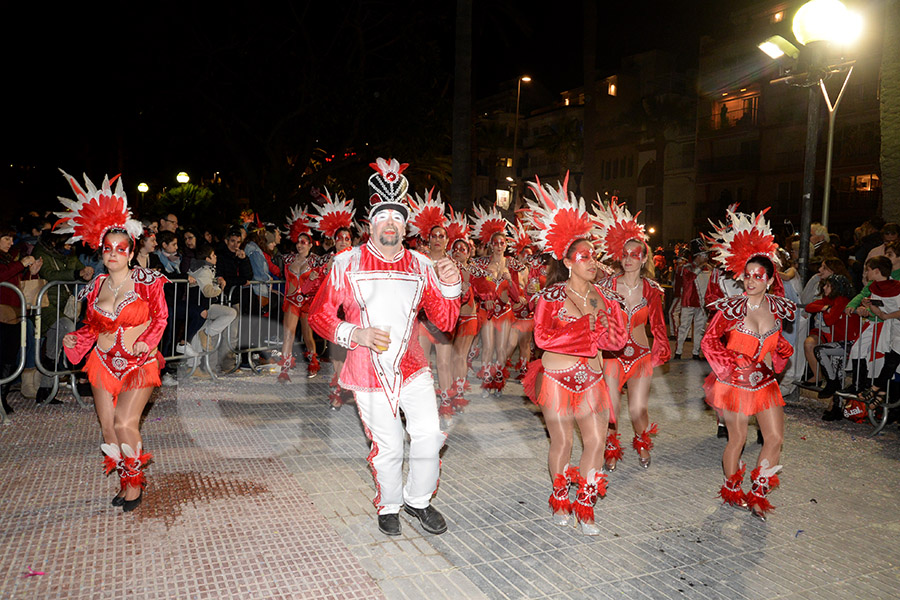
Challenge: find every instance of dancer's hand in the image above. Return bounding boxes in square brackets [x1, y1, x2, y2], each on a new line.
[132, 341, 150, 355]
[434, 257, 460, 285]
[62, 333, 77, 349]
[352, 327, 392, 353]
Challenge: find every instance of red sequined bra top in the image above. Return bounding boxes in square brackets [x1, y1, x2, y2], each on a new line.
[64, 268, 170, 367]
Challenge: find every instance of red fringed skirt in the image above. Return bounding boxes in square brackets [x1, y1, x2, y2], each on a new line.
[534, 358, 614, 420]
[703, 363, 785, 416]
[85, 346, 162, 405]
[603, 340, 653, 391]
[456, 314, 479, 338]
[512, 317, 534, 333]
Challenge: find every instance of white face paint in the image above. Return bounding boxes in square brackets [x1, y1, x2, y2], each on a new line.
[372, 209, 406, 225]
[370, 209, 407, 249]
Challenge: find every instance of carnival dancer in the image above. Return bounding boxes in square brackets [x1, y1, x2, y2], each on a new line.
[505, 220, 540, 380]
[309, 158, 461, 536]
[279, 205, 330, 382]
[702, 209, 795, 521]
[469, 205, 522, 395]
[595, 201, 670, 471]
[446, 209, 476, 415]
[674, 240, 712, 359]
[311, 191, 356, 409]
[523, 175, 627, 535]
[407, 190, 457, 417]
[57, 171, 168, 512]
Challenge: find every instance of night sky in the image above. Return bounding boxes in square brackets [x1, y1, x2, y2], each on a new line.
[2, 1, 724, 220]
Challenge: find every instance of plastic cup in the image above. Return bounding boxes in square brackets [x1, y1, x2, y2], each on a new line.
[374, 325, 391, 352]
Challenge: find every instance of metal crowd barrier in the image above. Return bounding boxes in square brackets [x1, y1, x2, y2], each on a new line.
[223, 279, 286, 374]
[793, 306, 898, 436]
[0, 283, 28, 424]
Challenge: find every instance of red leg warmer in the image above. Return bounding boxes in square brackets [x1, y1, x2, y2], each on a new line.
[605, 432, 624, 462]
[718, 462, 747, 507]
[747, 465, 781, 516]
[549, 473, 571, 514]
[573, 469, 607, 523]
[632, 423, 659, 454]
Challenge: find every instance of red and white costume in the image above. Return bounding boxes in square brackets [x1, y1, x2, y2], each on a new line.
[309, 158, 461, 516]
[701, 208, 795, 516]
[54, 170, 160, 500]
[674, 255, 711, 357]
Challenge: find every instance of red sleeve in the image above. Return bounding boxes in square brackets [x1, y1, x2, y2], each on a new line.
[704, 271, 723, 307]
[805, 298, 830, 314]
[673, 267, 684, 299]
[420, 270, 461, 333]
[507, 276, 522, 303]
[648, 286, 671, 366]
[0, 260, 26, 282]
[135, 280, 169, 351]
[700, 311, 738, 381]
[822, 297, 849, 327]
[470, 275, 496, 301]
[772, 332, 793, 373]
[308, 270, 353, 346]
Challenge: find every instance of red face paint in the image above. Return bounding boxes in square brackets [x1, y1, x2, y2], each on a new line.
[743, 265, 768, 282]
[102, 240, 130, 257]
[624, 247, 644, 260]
[571, 251, 594, 263]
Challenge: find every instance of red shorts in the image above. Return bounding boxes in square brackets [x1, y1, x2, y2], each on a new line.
[603, 339, 653, 390]
[456, 314, 478, 337]
[85, 342, 162, 405]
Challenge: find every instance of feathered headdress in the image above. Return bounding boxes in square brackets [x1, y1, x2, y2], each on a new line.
[706, 208, 780, 278]
[511, 220, 533, 254]
[407, 188, 448, 238]
[285, 205, 314, 243]
[367, 157, 410, 220]
[470, 204, 510, 246]
[594, 199, 647, 262]
[313, 189, 356, 239]
[523, 173, 596, 261]
[445, 206, 470, 248]
[53, 170, 143, 249]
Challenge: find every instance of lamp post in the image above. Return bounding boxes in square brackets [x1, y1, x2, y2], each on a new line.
[758, 0, 862, 282]
[510, 75, 531, 210]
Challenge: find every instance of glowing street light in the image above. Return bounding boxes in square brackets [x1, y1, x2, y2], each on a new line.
[176, 171, 190, 184]
[509, 75, 532, 207]
[137, 182, 149, 193]
[757, 0, 862, 281]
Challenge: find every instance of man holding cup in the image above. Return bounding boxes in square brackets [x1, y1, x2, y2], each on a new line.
[309, 158, 461, 536]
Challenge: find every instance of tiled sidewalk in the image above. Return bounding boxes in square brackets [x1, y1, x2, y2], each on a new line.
[1, 356, 899, 599]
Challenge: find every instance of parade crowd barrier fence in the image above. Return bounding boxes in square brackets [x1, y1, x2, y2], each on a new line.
[0, 283, 28, 424]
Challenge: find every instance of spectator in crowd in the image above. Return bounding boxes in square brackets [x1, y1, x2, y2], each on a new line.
[0, 226, 42, 411]
[130, 230, 162, 271]
[180, 229, 200, 276]
[158, 213, 179, 234]
[863, 222, 900, 282]
[217, 226, 252, 294]
[32, 230, 94, 402]
[155, 231, 182, 277]
[14, 214, 52, 257]
[185, 245, 237, 370]
[809, 222, 837, 267]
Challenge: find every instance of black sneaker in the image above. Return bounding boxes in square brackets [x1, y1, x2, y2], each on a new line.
[403, 504, 448, 534]
[717, 424, 727, 439]
[817, 379, 840, 399]
[377, 513, 401, 536]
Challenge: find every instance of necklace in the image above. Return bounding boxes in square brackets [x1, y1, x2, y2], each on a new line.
[621, 276, 642, 295]
[747, 298, 762, 311]
[107, 276, 126, 296]
[567, 284, 591, 305]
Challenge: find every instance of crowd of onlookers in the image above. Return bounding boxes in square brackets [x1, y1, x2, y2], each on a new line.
[3, 205, 899, 425]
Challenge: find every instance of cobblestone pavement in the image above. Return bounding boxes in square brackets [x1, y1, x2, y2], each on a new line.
[1, 351, 899, 600]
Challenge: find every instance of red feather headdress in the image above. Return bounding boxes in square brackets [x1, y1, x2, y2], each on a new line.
[284, 205, 313, 243]
[445, 206, 470, 248]
[53, 170, 144, 249]
[407, 188, 448, 238]
[313, 189, 356, 239]
[594, 199, 648, 262]
[470, 204, 510, 246]
[706, 208, 780, 278]
[511, 219, 533, 254]
[523, 173, 597, 261]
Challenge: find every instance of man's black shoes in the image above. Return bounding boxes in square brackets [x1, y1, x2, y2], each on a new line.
[378, 513, 401, 536]
[403, 504, 448, 534]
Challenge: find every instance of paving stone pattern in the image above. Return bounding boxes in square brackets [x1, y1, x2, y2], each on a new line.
[1, 355, 898, 599]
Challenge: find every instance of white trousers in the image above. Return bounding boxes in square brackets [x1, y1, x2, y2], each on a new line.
[676, 306, 707, 356]
[354, 372, 447, 515]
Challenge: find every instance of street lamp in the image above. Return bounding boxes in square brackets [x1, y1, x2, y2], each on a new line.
[510, 75, 531, 209]
[176, 171, 190, 184]
[757, 0, 862, 282]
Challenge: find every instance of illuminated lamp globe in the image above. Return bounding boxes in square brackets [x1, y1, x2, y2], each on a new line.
[137, 182, 149, 193]
[176, 172, 190, 184]
[792, 0, 863, 46]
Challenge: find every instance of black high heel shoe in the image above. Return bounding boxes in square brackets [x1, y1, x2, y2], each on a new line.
[122, 491, 143, 512]
[111, 492, 125, 507]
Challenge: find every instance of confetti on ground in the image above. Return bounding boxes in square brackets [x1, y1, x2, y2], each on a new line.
[795, 530, 804, 538]
[23, 568, 44, 578]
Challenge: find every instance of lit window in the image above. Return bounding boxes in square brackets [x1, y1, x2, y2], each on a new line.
[564, 98, 570, 106]
[506, 158, 512, 168]
[773, 11, 783, 23]
[608, 83, 617, 96]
